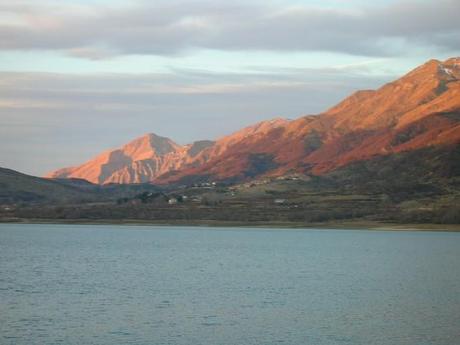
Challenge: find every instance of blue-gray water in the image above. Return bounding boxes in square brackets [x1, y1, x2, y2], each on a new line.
[1, 224, 459, 345]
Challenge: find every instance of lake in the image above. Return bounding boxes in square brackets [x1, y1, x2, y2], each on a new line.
[1, 224, 459, 345]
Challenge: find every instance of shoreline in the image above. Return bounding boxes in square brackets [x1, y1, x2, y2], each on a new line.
[1, 218, 460, 232]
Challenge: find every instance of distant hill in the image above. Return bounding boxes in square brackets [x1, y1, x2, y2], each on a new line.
[48, 57, 460, 185]
[0, 167, 160, 205]
[0, 168, 98, 204]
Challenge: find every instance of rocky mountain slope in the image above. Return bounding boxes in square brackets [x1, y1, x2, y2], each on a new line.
[48, 134, 214, 184]
[48, 58, 460, 185]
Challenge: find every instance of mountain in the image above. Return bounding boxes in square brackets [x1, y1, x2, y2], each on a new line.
[48, 133, 214, 184]
[48, 57, 460, 185]
[156, 57, 460, 183]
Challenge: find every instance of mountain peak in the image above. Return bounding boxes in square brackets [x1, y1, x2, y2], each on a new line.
[239, 117, 289, 135]
[404, 57, 460, 82]
[437, 58, 460, 80]
[121, 133, 180, 159]
[322, 57, 460, 131]
[444, 57, 460, 65]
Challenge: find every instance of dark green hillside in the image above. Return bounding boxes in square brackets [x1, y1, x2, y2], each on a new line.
[0, 168, 98, 204]
[0, 168, 161, 205]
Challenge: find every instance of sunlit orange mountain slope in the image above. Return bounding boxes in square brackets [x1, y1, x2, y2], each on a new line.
[48, 58, 460, 184]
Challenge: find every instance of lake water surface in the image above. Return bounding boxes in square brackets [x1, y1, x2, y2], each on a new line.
[1, 224, 459, 345]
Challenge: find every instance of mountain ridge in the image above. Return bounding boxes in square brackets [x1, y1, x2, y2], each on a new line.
[47, 57, 460, 185]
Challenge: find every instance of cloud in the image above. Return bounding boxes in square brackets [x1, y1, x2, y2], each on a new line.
[67, 47, 118, 60]
[0, 64, 391, 111]
[0, 0, 459, 58]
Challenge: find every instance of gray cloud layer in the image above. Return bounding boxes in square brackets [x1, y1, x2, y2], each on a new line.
[0, 0, 459, 58]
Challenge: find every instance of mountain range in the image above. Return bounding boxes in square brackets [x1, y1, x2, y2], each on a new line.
[48, 57, 460, 185]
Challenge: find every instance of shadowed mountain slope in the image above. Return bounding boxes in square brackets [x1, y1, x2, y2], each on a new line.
[0, 167, 98, 203]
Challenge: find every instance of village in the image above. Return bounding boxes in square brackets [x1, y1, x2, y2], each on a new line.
[115, 174, 311, 208]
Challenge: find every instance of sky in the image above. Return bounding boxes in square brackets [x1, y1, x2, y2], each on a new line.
[0, 0, 459, 176]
